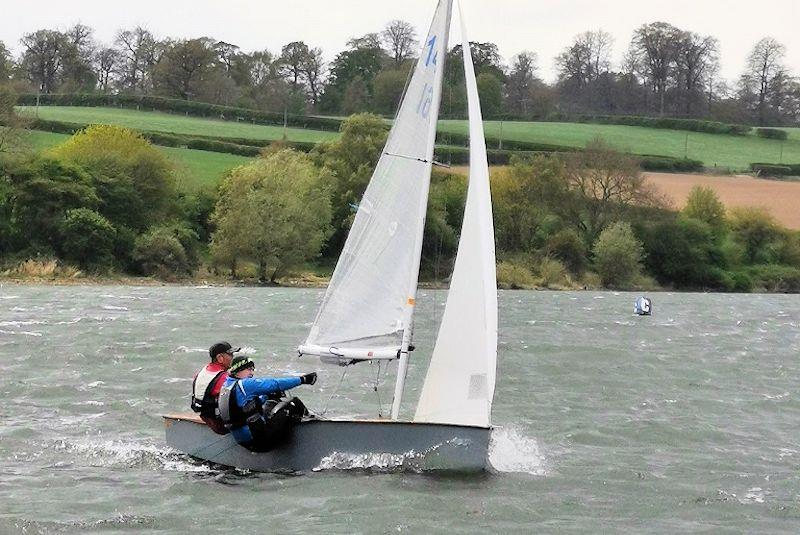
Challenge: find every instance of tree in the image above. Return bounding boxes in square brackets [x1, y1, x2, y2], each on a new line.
[477, 72, 503, 117]
[629, 22, 682, 115]
[60, 23, 97, 91]
[381, 20, 418, 66]
[739, 37, 789, 125]
[95, 47, 120, 92]
[0, 40, 13, 81]
[133, 226, 192, 279]
[60, 208, 117, 270]
[728, 207, 782, 264]
[556, 30, 613, 87]
[50, 125, 177, 230]
[4, 155, 99, 251]
[674, 32, 718, 116]
[301, 47, 325, 108]
[154, 38, 220, 100]
[373, 69, 410, 115]
[564, 139, 665, 243]
[0, 87, 29, 154]
[319, 39, 386, 113]
[114, 26, 161, 93]
[506, 51, 539, 116]
[19, 29, 67, 93]
[210, 149, 332, 281]
[592, 221, 644, 287]
[682, 185, 726, 234]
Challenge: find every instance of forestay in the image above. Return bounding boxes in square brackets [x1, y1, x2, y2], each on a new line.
[299, 0, 452, 362]
[414, 3, 498, 428]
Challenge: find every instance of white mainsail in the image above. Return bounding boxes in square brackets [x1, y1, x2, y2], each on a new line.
[298, 0, 452, 362]
[298, 0, 453, 363]
[414, 3, 498, 428]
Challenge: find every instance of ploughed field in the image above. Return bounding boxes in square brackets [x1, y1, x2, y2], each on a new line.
[19, 106, 800, 171]
[644, 172, 800, 230]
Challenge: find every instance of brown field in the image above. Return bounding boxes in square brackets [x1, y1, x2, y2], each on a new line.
[645, 173, 800, 230]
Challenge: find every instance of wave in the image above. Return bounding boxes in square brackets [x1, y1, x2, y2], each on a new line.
[488, 425, 547, 475]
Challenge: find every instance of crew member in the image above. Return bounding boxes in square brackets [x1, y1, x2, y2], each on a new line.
[191, 341, 240, 434]
[219, 355, 317, 452]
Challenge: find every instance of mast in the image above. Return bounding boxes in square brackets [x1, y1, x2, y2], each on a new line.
[390, 0, 453, 421]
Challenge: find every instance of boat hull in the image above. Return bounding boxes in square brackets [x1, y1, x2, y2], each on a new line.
[163, 413, 490, 472]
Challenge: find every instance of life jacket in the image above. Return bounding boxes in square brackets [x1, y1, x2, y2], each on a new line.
[218, 379, 262, 430]
[191, 365, 228, 419]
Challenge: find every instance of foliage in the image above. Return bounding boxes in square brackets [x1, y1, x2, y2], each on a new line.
[210, 149, 332, 280]
[3, 155, 98, 250]
[750, 163, 793, 177]
[592, 221, 644, 287]
[537, 257, 569, 288]
[133, 226, 193, 279]
[728, 207, 782, 264]
[755, 128, 788, 140]
[640, 216, 728, 288]
[59, 208, 117, 270]
[496, 260, 535, 289]
[476, 73, 504, 117]
[544, 228, 587, 274]
[50, 124, 177, 228]
[744, 264, 800, 292]
[683, 185, 726, 234]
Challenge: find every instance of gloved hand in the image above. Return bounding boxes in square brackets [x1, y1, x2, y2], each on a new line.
[300, 372, 317, 385]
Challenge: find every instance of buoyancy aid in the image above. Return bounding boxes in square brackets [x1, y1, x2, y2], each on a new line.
[191, 365, 227, 418]
[218, 379, 262, 430]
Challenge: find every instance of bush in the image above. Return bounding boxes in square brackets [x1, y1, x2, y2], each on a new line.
[133, 228, 192, 279]
[544, 228, 587, 274]
[59, 208, 117, 271]
[750, 163, 793, 177]
[537, 257, 569, 288]
[496, 260, 536, 289]
[592, 221, 644, 287]
[745, 264, 800, 292]
[640, 156, 704, 172]
[755, 128, 788, 140]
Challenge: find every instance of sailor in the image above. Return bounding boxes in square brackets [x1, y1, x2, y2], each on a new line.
[190, 341, 239, 434]
[219, 355, 317, 452]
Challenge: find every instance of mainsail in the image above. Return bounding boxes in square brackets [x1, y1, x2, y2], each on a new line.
[298, 0, 453, 363]
[414, 3, 498, 428]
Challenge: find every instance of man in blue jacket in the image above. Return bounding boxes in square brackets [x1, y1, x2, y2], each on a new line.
[218, 355, 317, 452]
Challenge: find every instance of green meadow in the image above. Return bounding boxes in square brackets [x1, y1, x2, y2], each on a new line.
[438, 120, 800, 170]
[17, 106, 338, 144]
[16, 106, 800, 186]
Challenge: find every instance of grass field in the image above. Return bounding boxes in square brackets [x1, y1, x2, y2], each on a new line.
[17, 106, 338, 144]
[438, 120, 800, 170]
[20, 129, 250, 189]
[20, 105, 800, 171]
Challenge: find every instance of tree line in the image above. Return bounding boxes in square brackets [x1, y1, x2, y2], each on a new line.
[1, 20, 798, 125]
[1, 113, 799, 291]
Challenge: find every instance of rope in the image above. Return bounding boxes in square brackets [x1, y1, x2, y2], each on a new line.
[373, 361, 384, 418]
[319, 367, 349, 417]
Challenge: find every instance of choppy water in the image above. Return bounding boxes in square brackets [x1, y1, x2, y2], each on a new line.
[0, 285, 799, 533]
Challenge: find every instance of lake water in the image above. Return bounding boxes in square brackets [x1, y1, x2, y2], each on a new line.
[1, 286, 798, 533]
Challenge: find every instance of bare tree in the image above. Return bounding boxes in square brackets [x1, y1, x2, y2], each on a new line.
[556, 30, 613, 86]
[301, 47, 325, 107]
[381, 20, 418, 65]
[739, 37, 787, 125]
[674, 32, 718, 116]
[629, 22, 682, 115]
[115, 26, 160, 93]
[506, 51, 539, 116]
[0, 41, 12, 81]
[95, 47, 120, 92]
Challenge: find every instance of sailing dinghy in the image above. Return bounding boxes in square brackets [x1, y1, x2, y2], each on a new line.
[164, 0, 498, 472]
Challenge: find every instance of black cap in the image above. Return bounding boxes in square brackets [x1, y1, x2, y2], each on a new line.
[229, 356, 255, 375]
[209, 341, 241, 361]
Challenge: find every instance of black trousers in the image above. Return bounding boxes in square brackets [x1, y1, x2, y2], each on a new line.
[242, 397, 308, 453]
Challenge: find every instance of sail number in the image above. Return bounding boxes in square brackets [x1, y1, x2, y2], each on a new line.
[417, 84, 434, 118]
[416, 35, 437, 117]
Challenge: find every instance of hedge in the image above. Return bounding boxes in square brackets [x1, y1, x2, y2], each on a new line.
[750, 163, 795, 176]
[639, 156, 704, 172]
[17, 93, 344, 132]
[755, 128, 789, 140]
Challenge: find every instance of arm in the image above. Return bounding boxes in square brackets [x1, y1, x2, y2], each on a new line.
[240, 376, 302, 397]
